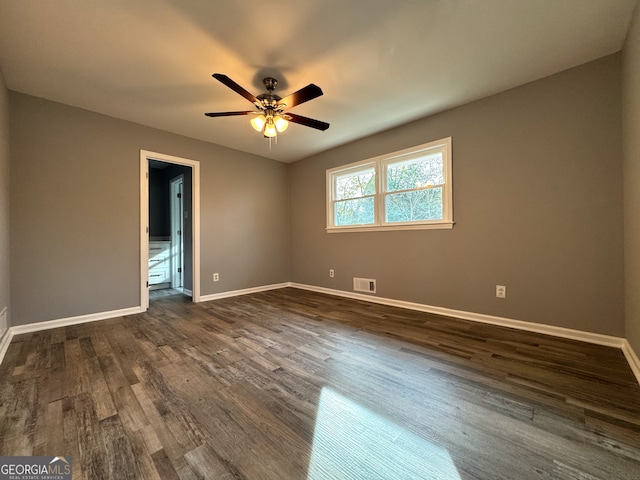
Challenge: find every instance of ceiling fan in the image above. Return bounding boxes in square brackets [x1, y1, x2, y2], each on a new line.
[205, 73, 330, 139]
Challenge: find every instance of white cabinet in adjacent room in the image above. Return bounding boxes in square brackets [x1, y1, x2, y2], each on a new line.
[149, 241, 170, 288]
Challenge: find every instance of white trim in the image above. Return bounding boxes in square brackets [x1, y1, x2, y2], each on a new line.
[170, 174, 185, 290]
[326, 137, 453, 232]
[140, 156, 149, 310]
[622, 340, 640, 385]
[290, 283, 626, 348]
[10, 306, 144, 336]
[0, 305, 7, 330]
[0, 327, 12, 365]
[0, 281, 637, 387]
[199, 283, 290, 303]
[380, 137, 453, 226]
[327, 222, 454, 233]
[0, 306, 143, 365]
[141, 150, 201, 309]
[199, 281, 640, 385]
[326, 161, 376, 229]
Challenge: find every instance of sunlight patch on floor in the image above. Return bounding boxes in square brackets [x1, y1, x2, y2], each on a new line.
[307, 387, 461, 479]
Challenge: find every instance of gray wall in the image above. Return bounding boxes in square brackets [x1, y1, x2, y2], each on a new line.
[0, 67, 9, 330]
[9, 92, 290, 326]
[624, 3, 640, 354]
[290, 54, 624, 337]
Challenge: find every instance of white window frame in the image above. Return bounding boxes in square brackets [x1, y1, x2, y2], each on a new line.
[326, 137, 453, 232]
[328, 161, 377, 227]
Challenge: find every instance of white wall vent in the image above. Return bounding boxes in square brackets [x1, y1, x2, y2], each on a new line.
[353, 277, 376, 294]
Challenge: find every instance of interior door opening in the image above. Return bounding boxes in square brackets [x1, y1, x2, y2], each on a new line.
[141, 150, 200, 310]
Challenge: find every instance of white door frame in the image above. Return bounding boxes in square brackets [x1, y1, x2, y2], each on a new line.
[169, 174, 184, 290]
[140, 150, 201, 310]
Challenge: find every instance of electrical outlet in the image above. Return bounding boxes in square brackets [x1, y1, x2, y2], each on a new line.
[496, 285, 506, 298]
[329, 269, 335, 278]
[213, 272, 219, 282]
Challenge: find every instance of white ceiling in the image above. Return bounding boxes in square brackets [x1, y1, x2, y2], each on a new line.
[0, 0, 637, 163]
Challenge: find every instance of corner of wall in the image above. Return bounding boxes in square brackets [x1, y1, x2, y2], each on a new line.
[623, 0, 640, 358]
[0, 63, 11, 334]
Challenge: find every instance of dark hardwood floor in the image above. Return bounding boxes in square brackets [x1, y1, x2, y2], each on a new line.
[1, 287, 639, 479]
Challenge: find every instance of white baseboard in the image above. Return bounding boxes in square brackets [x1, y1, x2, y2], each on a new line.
[622, 340, 640, 385]
[1, 283, 638, 387]
[199, 283, 290, 303]
[291, 283, 625, 349]
[0, 306, 7, 331]
[10, 306, 144, 336]
[0, 327, 12, 366]
[0, 306, 8, 363]
[292, 283, 640, 385]
[0, 305, 144, 365]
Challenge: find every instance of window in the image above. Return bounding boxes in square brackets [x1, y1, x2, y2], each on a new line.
[327, 137, 453, 232]
[333, 163, 376, 226]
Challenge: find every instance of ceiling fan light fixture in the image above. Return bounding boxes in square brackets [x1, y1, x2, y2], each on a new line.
[250, 114, 266, 132]
[263, 118, 277, 138]
[274, 116, 289, 133]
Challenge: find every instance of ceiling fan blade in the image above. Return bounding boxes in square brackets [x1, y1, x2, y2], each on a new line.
[212, 73, 259, 104]
[286, 113, 330, 131]
[279, 84, 323, 109]
[204, 111, 253, 117]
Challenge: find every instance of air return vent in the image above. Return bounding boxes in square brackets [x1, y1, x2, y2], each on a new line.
[353, 277, 376, 294]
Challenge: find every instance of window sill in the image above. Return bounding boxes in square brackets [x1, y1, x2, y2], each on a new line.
[326, 221, 454, 233]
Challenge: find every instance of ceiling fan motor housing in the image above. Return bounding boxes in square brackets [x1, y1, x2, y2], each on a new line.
[257, 78, 282, 107]
[263, 77, 278, 91]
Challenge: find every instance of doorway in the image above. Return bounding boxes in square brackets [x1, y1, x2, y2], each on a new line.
[140, 150, 201, 311]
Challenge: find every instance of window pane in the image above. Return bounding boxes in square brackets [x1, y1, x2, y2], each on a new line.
[385, 188, 443, 222]
[335, 168, 375, 200]
[386, 154, 443, 192]
[327, 137, 452, 231]
[334, 197, 375, 226]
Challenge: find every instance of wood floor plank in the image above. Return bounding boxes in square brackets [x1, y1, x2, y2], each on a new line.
[62, 396, 83, 480]
[129, 381, 193, 472]
[1, 287, 640, 479]
[45, 398, 64, 455]
[150, 448, 180, 480]
[99, 413, 141, 480]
